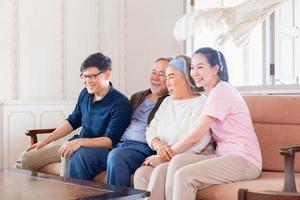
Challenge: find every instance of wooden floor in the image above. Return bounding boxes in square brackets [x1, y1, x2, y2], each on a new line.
[0, 168, 149, 200]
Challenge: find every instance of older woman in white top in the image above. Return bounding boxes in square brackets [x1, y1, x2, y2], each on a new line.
[134, 55, 212, 200]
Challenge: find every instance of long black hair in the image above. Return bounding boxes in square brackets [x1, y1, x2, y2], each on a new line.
[194, 47, 229, 82]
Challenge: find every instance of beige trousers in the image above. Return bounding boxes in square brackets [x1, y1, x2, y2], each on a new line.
[134, 162, 169, 200]
[134, 154, 260, 200]
[168, 154, 261, 200]
[14, 143, 61, 172]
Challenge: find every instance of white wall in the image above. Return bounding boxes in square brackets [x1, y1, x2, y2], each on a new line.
[0, 0, 184, 167]
[124, 0, 185, 96]
[0, 0, 184, 101]
[0, 0, 15, 99]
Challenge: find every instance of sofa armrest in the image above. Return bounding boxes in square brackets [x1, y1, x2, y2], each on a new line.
[25, 129, 56, 145]
[280, 144, 300, 155]
[279, 144, 300, 193]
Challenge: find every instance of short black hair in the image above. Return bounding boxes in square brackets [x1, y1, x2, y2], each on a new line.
[80, 52, 112, 72]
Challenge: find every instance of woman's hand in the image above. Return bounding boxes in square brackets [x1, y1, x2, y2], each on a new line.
[143, 155, 164, 167]
[157, 144, 174, 162]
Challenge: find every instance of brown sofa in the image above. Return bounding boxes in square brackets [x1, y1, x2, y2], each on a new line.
[25, 95, 300, 199]
[196, 95, 300, 200]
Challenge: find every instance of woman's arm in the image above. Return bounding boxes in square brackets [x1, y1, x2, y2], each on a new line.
[171, 115, 214, 154]
[151, 137, 163, 151]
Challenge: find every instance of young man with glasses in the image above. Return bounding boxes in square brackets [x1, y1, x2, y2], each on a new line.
[15, 52, 132, 180]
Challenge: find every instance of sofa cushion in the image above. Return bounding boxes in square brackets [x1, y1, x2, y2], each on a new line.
[244, 95, 300, 172]
[243, 95, 300, 125]
[253, 123, 300, 172]
[197, 172, 300, 200]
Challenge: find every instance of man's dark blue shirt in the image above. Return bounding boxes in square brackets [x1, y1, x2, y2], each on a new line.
[67, 83, 132, 146]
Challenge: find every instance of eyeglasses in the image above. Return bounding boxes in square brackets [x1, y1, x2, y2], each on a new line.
[80, 71, 103, 81]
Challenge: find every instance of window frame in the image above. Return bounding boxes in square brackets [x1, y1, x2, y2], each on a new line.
[186, 0, 300, 95]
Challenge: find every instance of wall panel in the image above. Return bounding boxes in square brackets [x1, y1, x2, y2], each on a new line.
[0, 0, 15, 99]
[125, 0, 184, 96]
[19, 0, 63, 100]
[64, 0, 99, 100]
[1, 102, 76, 168]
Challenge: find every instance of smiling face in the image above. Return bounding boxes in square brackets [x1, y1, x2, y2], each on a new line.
[165, 66, 189, 98]
[190, 53, 220, 91]
[149, 60, 169, 96]
[81, 66, 111, 95]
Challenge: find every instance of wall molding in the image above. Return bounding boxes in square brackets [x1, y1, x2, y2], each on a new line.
[11, 0, 19, 100]
[116, 0, 127, 94]
[1, 102, 76, 168]
[97, 0, 102, 52]
[4, 111, 35, 167]
[61, 0, 67, 100]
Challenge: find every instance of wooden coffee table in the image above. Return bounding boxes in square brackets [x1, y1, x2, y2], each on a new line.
[0, 168, 150, 199]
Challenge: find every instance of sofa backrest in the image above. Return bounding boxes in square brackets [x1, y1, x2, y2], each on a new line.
[243, 95, 300, 172]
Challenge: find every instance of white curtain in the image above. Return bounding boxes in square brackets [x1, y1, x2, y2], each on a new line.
[174, 0, 287, 46]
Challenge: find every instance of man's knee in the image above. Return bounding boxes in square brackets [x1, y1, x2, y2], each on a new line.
[107, 148, 130, 173]
[14, 151, 35, 170]
[14, 144, 61, 171]
[68, 147, 108, 167]
[68, 147, 87, 165]
[107, 148, 124, 165]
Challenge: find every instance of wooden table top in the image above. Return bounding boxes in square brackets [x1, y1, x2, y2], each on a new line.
[0, 168, 149, 200]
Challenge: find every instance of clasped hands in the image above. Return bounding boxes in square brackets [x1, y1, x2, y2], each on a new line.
[143, 144, 174, 167]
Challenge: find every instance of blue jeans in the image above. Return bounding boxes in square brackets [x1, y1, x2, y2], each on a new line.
[67, 146, 110, 180]
[106, 140, 155, 187]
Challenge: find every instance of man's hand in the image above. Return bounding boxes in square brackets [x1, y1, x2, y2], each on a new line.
[143, 155, 164, 167]
[58, 139, 82, 159]
[26, 140, 48, 152]
[157, 144, 174, 162]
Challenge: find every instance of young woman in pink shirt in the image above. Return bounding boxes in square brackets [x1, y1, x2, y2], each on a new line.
[165, 47, 262, 200]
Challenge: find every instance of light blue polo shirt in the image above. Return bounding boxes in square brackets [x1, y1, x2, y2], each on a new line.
[120, 98, 157, 143]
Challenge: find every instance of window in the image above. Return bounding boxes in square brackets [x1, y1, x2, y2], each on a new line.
[188, 0, 300, 94]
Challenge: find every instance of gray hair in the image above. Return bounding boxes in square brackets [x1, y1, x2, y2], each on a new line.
[175, 55, 203, 94]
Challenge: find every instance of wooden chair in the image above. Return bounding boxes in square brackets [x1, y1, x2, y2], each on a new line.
[25, 128, 56, 144]
[238, 189, 300, 200]
[238, 144, 300, 200]
[280, 144, 300, 192]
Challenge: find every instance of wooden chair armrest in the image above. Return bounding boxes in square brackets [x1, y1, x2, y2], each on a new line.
[25, 128, 56, 145]
[238, 189, 300, 200]
[279, 144, 300, 193]
[280, 144, 300, 155]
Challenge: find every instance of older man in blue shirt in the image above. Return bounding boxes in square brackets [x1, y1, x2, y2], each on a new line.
[106, 57, 170, 187]
[20, 52, 132, 180]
